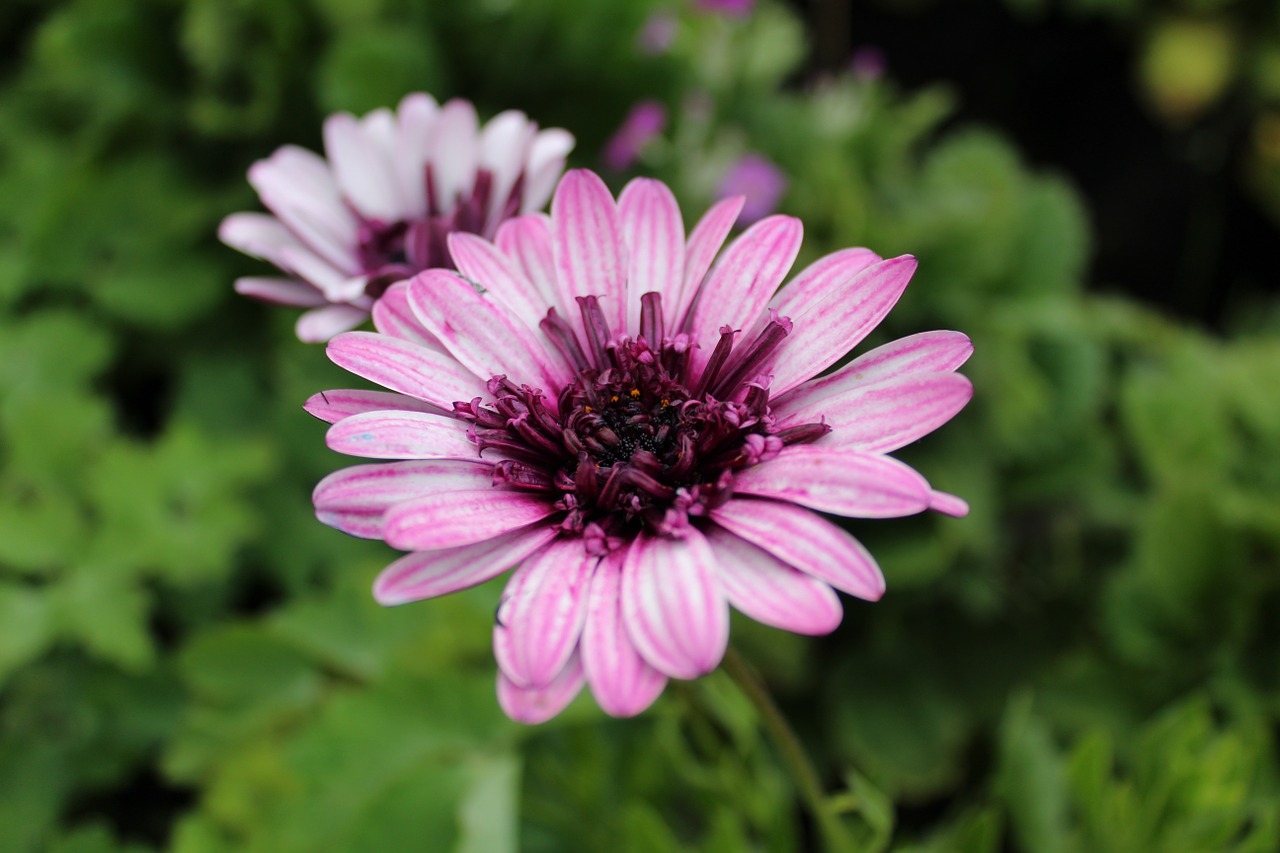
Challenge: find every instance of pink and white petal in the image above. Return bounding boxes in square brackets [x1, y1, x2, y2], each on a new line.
[521, 129, 576, 214]
[295, 304, 368, 343]
[326, 410, 478, 460]
[408, 269, 567, 389]
[371, 281, 443, 350]
[448, 232, 552, 330]
[383, 489, 557, 551]
[248, 146, 358, 257]
[493, 538, 595, 688]
[843, 330, 973, 384]
[495, 214, 558, 304]
[779, 372, 974, 454]
[621, 529, 729, 680]
[313, 457, 492, 538]
[480, 110, 536, 234]
[313, 459, 495, 513]
[322, 111, 402, 222]
[732, 446, 931, 519]
[497, 653, 585, 725]
[581, 550, 668, 717]
[675, 196, 744, 331]
[233, 277, 328, 307]
[219, 212, 301, 261]
[276, 244, 360, 300]
[303, 389, 439, 424]
[704, 527, 843, 635]
[374, 524, 560, 605]
[394, 92, 439, 217]
[929, 490, 970, 518]
[326, 331, 487, 411]
[686, 215, 802, 371]
[551, 170, 628, 338]
[430, 99, 480, 213]
[778, 330, 973, 409]
[618, 178, 686, 336]
[710, 499, 885, 601]
[767, 255, 918, 396]
[768, 247, 881, 318]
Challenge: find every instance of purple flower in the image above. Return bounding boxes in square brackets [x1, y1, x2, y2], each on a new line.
[602, 100, 667, 171]
[308, 170, 973, 723]
[694, 0, 755, 16]
[219, 93, 574, 342]
[717, 154, 788, 225]
[638, 11, 678, 55]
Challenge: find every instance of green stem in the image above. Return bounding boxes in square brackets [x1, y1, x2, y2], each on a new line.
[721, 646, 859, 853]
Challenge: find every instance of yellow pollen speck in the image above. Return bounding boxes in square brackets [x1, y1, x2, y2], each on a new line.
[583, 405, 593, 413]
[661, 398, 670, 407]
[630, 389, 641, 398]
[611, 395, 620, 403]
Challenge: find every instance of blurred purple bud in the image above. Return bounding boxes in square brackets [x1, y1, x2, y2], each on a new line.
[603, 100, 668, 171]
[717, 154, 788, 225]
[851, 45, 887, 80]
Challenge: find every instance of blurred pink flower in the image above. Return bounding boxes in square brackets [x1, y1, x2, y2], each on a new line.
[220, 93, 574, 342]
[717, 153, 788, 225]
[308, 170, 972, 723]
[602, 100, 668, 171]
[638, 11, 678, 54]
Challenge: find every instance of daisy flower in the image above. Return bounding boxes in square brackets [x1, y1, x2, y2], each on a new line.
[307, 170, 972, 723]
[219, 93, 574, 342]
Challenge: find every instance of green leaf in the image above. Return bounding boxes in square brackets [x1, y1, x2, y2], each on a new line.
[995, 694, 1068, 853]
[0, 582, 54, 686]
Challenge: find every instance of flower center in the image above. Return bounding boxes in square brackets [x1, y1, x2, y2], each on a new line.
[452, 293, 829, 547]
[354, 168, 523, 298]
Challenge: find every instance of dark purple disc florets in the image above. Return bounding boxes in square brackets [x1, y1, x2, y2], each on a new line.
[452, 292, 829, 548]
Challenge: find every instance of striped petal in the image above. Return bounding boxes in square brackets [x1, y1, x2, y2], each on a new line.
[551, 169, 628, 338]
[618, 178, 686, 336]
[373, 525, 559, 605]
[929, 490, 970, 518]
[686, 215, 802, 372]
[733, 446, 931, 518]
[675, 195, 744, 331]
[371, 281, 443, 350]
[493, 538, 596, 688]
[313, 459, 495, 538]
[326, 331, 485, 411]
[497, 652, 585, 725]
[767, 255, 918, 396]
[704, 527, 842, 635]
[581, 550, 668, 717]
[393, 92, 438, 217]
[710, 499, 885, 601]
[495, 214, 557, 304]
[383, 489, 557, 550]
[778, 372, 974, 454]
[408, 269, 565, 389]
[326, 410, 478, 460]
[448, 232, 552, 331]
[621, 529, 729, 679]
[303, 389, 439, 424]
[769, 247, 881, 318]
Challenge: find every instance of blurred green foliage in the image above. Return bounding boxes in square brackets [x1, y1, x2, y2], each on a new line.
[1, 0, 1279, 850]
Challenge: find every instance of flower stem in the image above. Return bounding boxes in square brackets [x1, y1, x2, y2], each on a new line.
[721, 646, 859, 853]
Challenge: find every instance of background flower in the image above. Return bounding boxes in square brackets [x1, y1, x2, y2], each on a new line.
[220, 93, 573, 341]
[309, 170, 971, 723]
